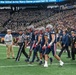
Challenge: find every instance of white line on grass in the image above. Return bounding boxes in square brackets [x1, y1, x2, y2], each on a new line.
[0, 63, 76, 68]
[0, 64, 35, 68]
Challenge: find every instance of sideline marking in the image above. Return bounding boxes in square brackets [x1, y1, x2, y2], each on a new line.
[0, 63, 76, 68]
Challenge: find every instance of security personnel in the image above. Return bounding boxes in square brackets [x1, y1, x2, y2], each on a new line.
[15, 30, 29, 61]
[58, 30, 71, 58]
[71, 31, 76, 60]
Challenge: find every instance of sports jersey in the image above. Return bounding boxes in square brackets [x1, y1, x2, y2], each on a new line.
[39, 33, 45, 46]
[29, 31, 35, 42]
[48, 30, 56, 45]
[35, 34, 39, 43]
[18, 34, 27, 43]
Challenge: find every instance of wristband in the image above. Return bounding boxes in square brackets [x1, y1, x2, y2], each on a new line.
[49, 42, 53, 46]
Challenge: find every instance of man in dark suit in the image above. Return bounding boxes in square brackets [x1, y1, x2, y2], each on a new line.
[71, 31, 76, 60]
[58, 30, 71, 58]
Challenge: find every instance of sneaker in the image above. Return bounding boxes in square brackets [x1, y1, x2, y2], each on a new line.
[50, 58, 53, 64]
[39, 61, 43, 65]
[60, 61, 64, 66]
[7, 57, 10, 59]
[36, 58, 40, 62]
[67, 57, 71, 58]
[25, 58, 29, 62]
[12, 57, 15, 59]
[71, 59, 75, 60]
[29, 61, 34, 64]
[15, 59, 19, 62]
[44, 64, 48, 67]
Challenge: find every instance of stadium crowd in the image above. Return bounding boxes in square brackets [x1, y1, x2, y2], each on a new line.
[0, 8, 76, 33]
[3, 9, 54, 31]
[0, 8, 76, 44]
[0, 10, 10, 32]
[32, 9, 76, 32]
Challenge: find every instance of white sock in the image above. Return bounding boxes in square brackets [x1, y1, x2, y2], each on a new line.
[45, 60, 48, 65]
[40, 59, 42, 61]
[59, 60, 63, 63]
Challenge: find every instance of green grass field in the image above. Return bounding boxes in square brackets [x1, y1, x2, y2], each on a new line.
[0, 45, 76, 75]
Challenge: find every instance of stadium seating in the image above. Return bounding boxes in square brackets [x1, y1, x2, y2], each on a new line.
[0, 8, 76, 32]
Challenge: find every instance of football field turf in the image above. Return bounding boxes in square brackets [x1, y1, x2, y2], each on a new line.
[0, 45, 76, 75]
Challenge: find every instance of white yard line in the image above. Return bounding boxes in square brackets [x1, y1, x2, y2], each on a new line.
[0, 63, 76, 68]
[0, 64, 35, 68]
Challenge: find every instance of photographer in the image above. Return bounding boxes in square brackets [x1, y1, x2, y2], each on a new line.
[71, 31, 76, 60]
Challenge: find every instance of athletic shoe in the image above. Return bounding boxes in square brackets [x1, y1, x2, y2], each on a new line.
[36, 58, 40, 62]
[15, 59, 19, 62]
[67, 57, 71, 58]
[29, 61, 34, 64]
[39, 61, 43, 65]
[44, 64, 48, 67]
[25, 58, 29, 62]
[50, 57, 53, 64]
[60, 61, 64, 66]
[7, 57, 10, 59]
[12, 57, 15, 59]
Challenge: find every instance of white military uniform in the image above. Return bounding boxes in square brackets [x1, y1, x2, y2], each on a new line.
[4, 31, 14, 59]
[4, 34, 13, 45]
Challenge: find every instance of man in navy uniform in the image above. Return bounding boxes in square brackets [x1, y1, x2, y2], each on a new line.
[30, 28, 40, 63]
[38, 27, 45, 65]
[26, 25, 39, 62]
[43, 24, 64, 67]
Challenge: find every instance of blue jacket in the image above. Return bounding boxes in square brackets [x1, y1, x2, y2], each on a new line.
[62, 34, 69, 46]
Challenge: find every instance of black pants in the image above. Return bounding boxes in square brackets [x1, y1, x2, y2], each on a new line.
[71, 47, 76, 60]
[31, 45, 39, 62]
[58, 46, 71, 58]
[16, 42, 28, 61]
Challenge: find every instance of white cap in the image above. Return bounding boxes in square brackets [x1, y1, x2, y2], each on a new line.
[7, 29, 11, 32]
